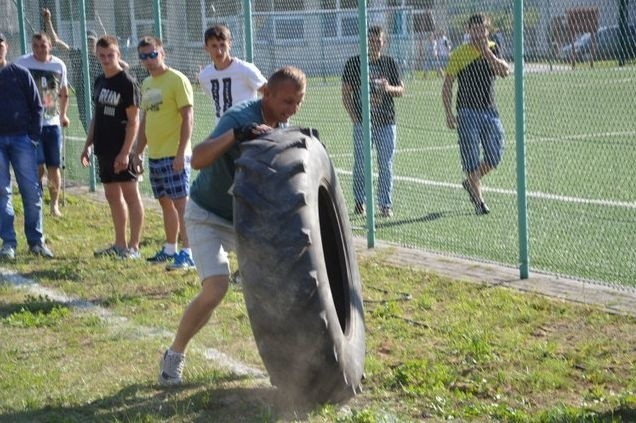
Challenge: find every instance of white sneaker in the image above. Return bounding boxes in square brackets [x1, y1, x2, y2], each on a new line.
[0, 245, 15, 260]
[158, 349, 185, 386]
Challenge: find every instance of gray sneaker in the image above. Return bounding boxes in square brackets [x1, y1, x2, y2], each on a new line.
[94, 245, 126, 257]
[158, 349, 185, 386]
[0, 245, 15, 260]
[29, 243, 54, 258]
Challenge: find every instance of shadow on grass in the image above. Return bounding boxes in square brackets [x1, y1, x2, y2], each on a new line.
[24, 266, 84, 283]
[594, 405, 636, 422]
[0, 297, 68, 319]
[0, 380, 324, 422]
[374, 210, 475, 229]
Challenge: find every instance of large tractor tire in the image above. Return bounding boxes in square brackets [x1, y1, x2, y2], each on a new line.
[233, 127, 365, 404]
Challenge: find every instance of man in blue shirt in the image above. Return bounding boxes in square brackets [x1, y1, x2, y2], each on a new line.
[158, 66, 306, 386]
[0, 34, 54, 259]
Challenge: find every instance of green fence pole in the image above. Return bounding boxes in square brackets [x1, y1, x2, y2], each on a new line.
[243, 0, 254, 62]
[358, 0, 375, 248]
[514, 0, 529, 279]
[17, 0, 27, 54]
[618, 0, 629, 67]
[74, 0, 97, 192]
[153, 0, 162, 39]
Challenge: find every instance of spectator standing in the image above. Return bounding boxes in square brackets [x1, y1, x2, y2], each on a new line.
[158, 66, 306, 385]
[134, 36, 195, 270]
[422, 32, 438, 73]
[0, 33, 54, 259]
[80, 35, 144, 259]
[341, 25, 404, 218]
[198, 24, 266, 120]
[442, 13, 510, 215]
[41, 8, 129, 133]
[16, 32, 70, 217]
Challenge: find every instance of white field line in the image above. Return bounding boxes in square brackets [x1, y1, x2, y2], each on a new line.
[0, 268, 266, 379]
[334, 169, 636, 209]
[329, 130, 635, 158]
[528, 130, 636, 143]
[330, 145, 456, 158]
[67, 133, 633, 208]
[67, 129, 635, 146]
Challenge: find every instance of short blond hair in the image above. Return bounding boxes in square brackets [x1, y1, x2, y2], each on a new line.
[267, 66, 306, 91]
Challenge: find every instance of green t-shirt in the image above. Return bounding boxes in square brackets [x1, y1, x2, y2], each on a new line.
[189, 99, 264, 221]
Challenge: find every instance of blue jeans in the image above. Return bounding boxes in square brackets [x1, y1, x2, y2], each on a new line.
[457, 107, 504, 173]
[353, 123, 396, 208]
[0, 134, 44, 248]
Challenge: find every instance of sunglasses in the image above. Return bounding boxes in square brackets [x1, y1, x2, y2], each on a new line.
[138, 50, 160, 60]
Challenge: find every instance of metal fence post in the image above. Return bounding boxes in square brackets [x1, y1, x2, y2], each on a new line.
[153, 0, 162, 39]
[243, 0, 254, 62]
[514, 0, 529, 279]
[17, 0, 27, 55]
[357, 0, 375, 248]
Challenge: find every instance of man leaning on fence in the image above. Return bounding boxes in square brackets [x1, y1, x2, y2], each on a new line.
[442, 13, 510, 215]
[0, 33, 54, 260]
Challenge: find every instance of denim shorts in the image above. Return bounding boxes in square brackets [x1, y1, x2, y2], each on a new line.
[36, 125, 62, 167]
[148, 156, 191, 199]
[457, 107, 504, 173]
[185, 199, 236, 280]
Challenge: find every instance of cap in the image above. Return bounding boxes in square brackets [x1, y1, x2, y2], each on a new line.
[86, 30, 98, 40]
[0, 33, 6, 42]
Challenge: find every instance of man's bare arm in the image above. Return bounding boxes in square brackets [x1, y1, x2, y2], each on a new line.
[42, 8, 70, 51]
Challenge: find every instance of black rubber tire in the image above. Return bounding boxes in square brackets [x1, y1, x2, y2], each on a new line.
[233, 127, 365, 404]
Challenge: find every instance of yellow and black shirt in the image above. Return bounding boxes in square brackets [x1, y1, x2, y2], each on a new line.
[446, 41, 500, 110]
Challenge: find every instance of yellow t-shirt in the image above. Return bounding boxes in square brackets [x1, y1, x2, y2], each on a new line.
[141, 68, 193, 159]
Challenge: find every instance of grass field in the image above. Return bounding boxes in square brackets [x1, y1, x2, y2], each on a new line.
[59, 64, 636, 287]
[0, 194, 634, 422]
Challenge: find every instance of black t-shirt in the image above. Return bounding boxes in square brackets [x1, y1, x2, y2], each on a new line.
[447, 42, 501, 110]
[92, 70, 140, 156]
[342, 55, 401, 126]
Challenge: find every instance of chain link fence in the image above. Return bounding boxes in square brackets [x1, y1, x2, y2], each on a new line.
[3, 0, 635, 288]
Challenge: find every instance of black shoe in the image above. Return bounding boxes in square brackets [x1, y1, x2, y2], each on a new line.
[475, 202, 490, 215]
[380, 206, 393, 218]
[354, 202, 366, 215]
[462, 179, 479, 206]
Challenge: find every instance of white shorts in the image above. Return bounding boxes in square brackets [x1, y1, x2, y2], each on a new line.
[185, 199, 236, 280]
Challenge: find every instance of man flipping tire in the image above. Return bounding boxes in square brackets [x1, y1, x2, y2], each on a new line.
[158, 66, 365, 405]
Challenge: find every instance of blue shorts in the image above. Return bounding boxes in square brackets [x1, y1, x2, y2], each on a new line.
[457, 108, 504, 173]
[148, 156, 191, 199]
[36, 125, 62, 167]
